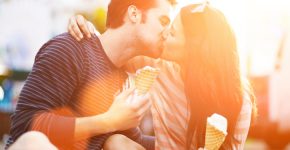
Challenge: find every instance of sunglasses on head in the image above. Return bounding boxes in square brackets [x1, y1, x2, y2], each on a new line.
[190, 0, 209, 13]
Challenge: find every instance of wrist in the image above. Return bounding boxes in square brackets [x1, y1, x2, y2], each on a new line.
[99, 112, 118, 133]
[75, 113, 118, 140]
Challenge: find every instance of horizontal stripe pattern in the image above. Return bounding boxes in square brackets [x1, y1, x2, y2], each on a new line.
[6, 33, 141, 150]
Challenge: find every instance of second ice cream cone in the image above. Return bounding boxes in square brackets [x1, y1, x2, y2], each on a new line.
[205, 113, 227, 150]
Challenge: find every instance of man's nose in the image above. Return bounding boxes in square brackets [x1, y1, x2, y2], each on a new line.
[162, 28, 170, 41]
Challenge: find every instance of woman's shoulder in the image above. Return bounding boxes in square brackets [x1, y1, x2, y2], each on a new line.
[242, 77, 254, 106]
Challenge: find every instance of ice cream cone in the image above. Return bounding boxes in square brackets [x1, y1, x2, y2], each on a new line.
[205, 114, 227, 150]
[134, 66, 160, 95]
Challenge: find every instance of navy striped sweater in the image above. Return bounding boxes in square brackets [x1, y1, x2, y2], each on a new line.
[6, 33, 154, 150]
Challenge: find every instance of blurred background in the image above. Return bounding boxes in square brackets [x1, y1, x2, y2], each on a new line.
[0, 0, 290, 149]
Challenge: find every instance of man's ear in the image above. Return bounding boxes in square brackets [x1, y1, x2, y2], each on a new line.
[127, 5, 142, 24]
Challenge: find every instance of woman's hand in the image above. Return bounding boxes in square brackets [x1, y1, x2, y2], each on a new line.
[68, 15, 96, 41]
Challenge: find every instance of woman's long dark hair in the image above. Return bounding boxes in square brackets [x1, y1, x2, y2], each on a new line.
[180, 4, 254, 149]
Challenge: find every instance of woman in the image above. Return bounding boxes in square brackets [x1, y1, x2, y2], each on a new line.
[68, 2, 256, 150]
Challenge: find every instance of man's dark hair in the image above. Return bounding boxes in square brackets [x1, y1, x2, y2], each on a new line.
[106, 0, 176, 29]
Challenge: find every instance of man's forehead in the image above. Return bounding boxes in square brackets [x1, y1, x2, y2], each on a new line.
[149, 0, 174, 24]
[151, 0, 172, 15]
[155, 0, 172, 10]
[148, 7, 171, 25]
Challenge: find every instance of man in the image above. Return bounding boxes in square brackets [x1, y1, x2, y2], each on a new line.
[6, 0, 171, 149]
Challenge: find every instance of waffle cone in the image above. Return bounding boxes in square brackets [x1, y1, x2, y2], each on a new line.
[205, 123, 226, 150]
[134, 66, 160, 95]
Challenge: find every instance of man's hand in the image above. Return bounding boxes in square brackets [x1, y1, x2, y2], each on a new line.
[105, 88, 151, 131]
[75, 88, 151, 140]
[68, 15, 96, 41]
